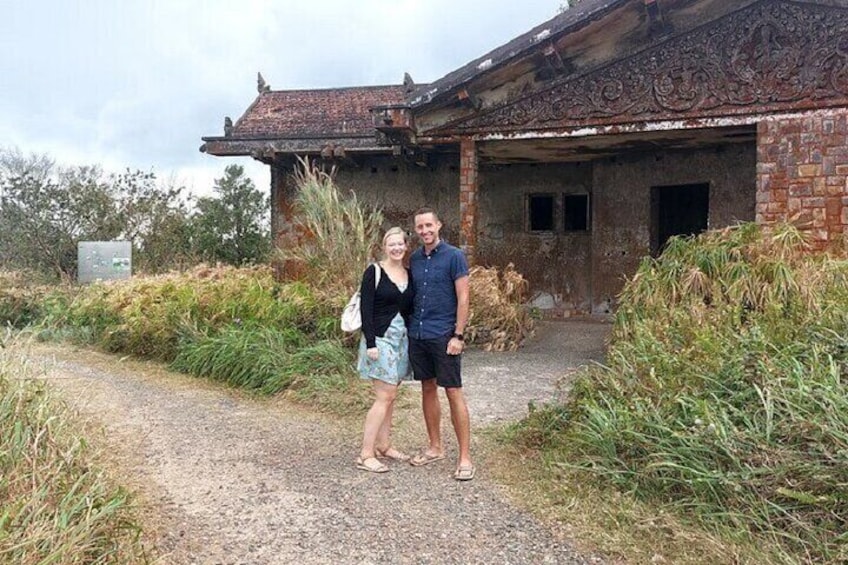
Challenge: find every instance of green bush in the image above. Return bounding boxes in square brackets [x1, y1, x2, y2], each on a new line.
[52, 265, 334, 361]
[517, 223, 848, 562]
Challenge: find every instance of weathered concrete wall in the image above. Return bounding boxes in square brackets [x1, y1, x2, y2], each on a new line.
[269, 143, 756, 312]
[334, 154, 462, 243]
[592, 143, 756, 312]
[757, 109, 848, 250]
[476, 162, 594, 312]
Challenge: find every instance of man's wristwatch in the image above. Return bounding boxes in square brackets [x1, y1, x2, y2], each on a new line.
[452, 332, 464, 341]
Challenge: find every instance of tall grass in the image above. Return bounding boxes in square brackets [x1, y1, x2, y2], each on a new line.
[275, 158, 384, 305]
[0, 270, 65, 329]
[49, 265, 332, 361]
[0, 337, 146, 563]
[515, 223, 848, 562]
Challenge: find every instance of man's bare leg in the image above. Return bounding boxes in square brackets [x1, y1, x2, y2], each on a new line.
[445, 387, 472, 468]
[420, 378, 443, 456]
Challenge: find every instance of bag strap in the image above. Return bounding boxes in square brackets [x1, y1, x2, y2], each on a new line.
[373, 262, 382, 288]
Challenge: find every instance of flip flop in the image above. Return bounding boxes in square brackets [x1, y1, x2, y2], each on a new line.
[409, 451, 446, 467]
[356, 457, 389, 473]
[454, 465, 476, 481]
[377, 448, 411, 462]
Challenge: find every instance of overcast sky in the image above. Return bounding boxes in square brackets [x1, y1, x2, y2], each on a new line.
[1, 1, 561, 196]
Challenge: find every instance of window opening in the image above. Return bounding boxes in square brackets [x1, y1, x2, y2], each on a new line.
[563, 194, 590, 231]
[528, 194, 555, 232]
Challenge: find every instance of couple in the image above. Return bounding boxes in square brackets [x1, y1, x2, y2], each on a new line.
[354, 207, 475, 481]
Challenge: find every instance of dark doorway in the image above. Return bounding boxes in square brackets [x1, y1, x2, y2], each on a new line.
[650, 183, 709, 256]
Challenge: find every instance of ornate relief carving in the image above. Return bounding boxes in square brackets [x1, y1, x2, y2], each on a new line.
[443, 1, 848, 133]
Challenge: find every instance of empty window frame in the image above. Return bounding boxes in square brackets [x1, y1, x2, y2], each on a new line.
[563, 194, 590, 231]
[527, 193, 555, 232]
[650, 183, 709, 256]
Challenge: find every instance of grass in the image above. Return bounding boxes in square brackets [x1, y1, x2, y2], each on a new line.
[505, 223, 848, 563]
[275, 158, 385, 306]
[0, 334, 147, 564]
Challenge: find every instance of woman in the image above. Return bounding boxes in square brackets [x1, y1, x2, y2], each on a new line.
[356, 227, 414, 473]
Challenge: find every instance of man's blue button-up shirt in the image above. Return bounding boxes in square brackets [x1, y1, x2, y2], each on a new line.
[408, 240, 469, 340]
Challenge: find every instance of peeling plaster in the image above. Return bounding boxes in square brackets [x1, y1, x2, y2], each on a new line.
[421, 110, 848, 144]
[533, 29, 551, 42]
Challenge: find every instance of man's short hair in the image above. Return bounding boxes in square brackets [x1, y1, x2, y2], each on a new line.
[413, 206, 439, 222]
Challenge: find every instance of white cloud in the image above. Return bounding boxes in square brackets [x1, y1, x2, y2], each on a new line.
[2, 0, 559, 196]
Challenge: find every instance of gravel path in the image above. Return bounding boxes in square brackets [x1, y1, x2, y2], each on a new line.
[28, 320, 609, 565]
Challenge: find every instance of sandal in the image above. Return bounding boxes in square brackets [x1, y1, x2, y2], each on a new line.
[377, 448, 411, 462]
[454, 465, 476, 481]
[409, 450, 446, 467]
[356, 456, 389, 473]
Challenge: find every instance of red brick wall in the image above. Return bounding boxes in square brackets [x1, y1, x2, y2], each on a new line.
[757, 110, 848, 250]
[459, 138, 479, 264]
[270, 165, 304, 279]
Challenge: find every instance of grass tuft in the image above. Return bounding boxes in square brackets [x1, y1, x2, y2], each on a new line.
[0, 338, 146, 564]
[510, 223, 848, 563]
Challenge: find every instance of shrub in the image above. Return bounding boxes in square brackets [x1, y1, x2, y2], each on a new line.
[466, 264, 535, 351]
[517, 223, 848, 562]
[0, 270, 61, 328]
[56, 264, 331, 361]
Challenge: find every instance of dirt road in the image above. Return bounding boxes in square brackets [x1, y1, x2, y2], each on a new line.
[29, 320, 609, 564]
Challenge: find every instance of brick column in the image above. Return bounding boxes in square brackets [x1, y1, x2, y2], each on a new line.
[270, 164, 300, 279]
[459, 138, 479, 264]
[757, 109, 848, 250]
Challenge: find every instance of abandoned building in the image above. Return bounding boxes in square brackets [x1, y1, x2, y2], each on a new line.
[201, 0, 848, 315]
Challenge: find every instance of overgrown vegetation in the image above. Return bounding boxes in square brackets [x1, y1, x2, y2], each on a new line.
[0, 159, 538, 407]
[0, 336, 146, 563]
[467, 264, 535, 351]
[510, 223, 848, 563]
[275, 158, 385, 305]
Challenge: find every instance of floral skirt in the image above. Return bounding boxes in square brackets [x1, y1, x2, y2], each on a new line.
[357, 314, 412, 385]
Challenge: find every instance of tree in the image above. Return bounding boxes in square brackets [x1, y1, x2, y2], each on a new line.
[0, 148, 196, 279]
[192, 164, 270, 265]
[111, 170, 196, 273]
[0, 157, 119, 279]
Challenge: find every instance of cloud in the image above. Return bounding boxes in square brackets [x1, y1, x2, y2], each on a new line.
[1, 1, 559, 196]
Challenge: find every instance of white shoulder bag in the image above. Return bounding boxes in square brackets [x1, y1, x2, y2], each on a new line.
[340, 263, 381, 333]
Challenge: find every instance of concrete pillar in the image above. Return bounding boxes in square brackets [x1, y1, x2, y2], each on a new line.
[756, 109, 848, 250]
[270, 163, 300, 279]
[459, 138, 479, 264]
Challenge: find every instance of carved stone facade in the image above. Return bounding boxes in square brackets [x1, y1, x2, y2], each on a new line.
[435, 1, 848, 135]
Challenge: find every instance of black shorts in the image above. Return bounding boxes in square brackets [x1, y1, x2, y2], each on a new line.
[409, 334, 462, 388]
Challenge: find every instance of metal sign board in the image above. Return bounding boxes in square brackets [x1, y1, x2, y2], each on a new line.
[78, 241, 132, 283]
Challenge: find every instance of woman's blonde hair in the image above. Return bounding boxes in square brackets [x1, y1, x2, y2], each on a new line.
[382, 226, 408, 247]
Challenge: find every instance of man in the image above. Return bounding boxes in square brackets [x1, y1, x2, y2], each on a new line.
[407, 207, 475, 481]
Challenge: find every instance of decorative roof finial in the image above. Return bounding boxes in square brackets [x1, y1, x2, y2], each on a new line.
[224, 116, 233, 137]
[403, 72, 415, 93]
[257, 72, 271, 93]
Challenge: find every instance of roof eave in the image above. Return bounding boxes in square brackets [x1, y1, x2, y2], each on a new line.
[407, 0, 629, 111]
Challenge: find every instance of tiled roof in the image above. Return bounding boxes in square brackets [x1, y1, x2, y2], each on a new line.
[230, 85, 408, 138]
